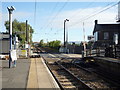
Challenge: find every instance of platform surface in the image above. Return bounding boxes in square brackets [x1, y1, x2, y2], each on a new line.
[2, 59, 31, 88]
[93, 57, 120, 63]
[27, 58, 59, 89]
[1, 58, 59, 89]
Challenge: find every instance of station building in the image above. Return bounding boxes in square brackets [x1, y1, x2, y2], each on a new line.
[93, 20, 120, 48]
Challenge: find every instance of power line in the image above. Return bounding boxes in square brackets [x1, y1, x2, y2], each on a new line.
[69, 1, 119, 27]
[43, 0, 69, 32]
[51, 1, 117, 36]
[68, 0, 96, 20]
[40, 1, 60, 31]
[34, 0, 37, 29]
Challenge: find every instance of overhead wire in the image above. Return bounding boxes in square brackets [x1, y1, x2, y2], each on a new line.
[33, 0, 37, 35]
[40, 1, 60, 31]
[53, 1, 96, 36]
[43, 0, 69, 32]
[52, 1, 119, 41]
[68, 0, 96, 20]
[69, 1, 119, 27]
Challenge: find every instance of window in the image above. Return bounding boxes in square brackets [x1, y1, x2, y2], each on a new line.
[104, 32, 109, 40]
[94, 32, 98, 41]
[113, 33, 119, 45]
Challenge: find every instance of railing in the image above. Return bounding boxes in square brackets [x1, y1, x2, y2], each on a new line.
[85, 45, 120, 58]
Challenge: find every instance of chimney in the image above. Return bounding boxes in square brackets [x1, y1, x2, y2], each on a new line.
[95, 20, 98, 24]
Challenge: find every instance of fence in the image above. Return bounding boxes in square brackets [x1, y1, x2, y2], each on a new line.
[85, 45, 120, 58]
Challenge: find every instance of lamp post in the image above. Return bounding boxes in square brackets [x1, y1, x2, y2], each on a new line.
[7, 6, 15, 68]
[83, 22, 86, 57]
[64, 19, 69, 53]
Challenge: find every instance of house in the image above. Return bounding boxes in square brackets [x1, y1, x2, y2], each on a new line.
[93, 20, 120, 48]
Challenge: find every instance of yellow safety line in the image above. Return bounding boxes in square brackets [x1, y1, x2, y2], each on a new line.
[26, 58, 39, 88]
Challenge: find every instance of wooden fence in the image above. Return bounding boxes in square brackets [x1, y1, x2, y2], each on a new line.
[85, 45, 120, 58]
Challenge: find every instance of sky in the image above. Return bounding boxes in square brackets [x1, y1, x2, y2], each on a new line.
[0, 0, 119, 43]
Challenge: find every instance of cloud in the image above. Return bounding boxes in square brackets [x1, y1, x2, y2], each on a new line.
[51, 6, 117, 29]
[41, 5, 118, 41]
[2, 11, 33, 21]
[1, 11, 34, 32]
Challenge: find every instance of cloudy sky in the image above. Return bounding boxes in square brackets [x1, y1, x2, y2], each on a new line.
[0, 0, 119, 43]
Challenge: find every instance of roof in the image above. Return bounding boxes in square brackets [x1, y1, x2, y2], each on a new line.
[0, 33, 9, 39]
[93, 23, 120, 33]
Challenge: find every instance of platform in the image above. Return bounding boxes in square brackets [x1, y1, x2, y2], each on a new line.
[1, 58, 59, 89]
[27, 58, 59, 89]
[2, 59, 31, 88]
[93, 57, 120, 75]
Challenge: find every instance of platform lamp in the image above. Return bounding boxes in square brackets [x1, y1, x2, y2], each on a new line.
[64, 19, 69, 53]
[7, 6, 15, 68]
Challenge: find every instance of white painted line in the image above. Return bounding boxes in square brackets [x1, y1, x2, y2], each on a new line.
[41, 58, 60, 89]
[48, 54, 56, 57]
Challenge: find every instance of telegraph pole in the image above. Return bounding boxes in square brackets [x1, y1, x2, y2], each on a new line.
[83, 22, 86, 57]
[64, 19, 69, 53]
[7, 6, 15, 68]
[26, 20, 29, 57]
[26, 20, 28, 42]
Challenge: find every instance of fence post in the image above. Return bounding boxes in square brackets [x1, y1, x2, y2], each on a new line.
[114, 45, 117, 58]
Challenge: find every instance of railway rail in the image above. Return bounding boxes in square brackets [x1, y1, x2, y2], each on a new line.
[45, 60, 92, 89]
[43, 57, 119, 89]
[74, 62, 120, 88]
[31, 47, 120, 89]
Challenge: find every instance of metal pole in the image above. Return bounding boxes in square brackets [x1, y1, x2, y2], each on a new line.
[66, 23, 68, 54]
[9, 11, 12, 68]
[29, 27, 31, 56]
[14, 34, 16, 49]
[64, 20, 66, 50]
[26, 20, 29, 57]
[63, 19, 69, 53]
[83, 22, 86, 57]
[26, 20, 28, 42]
[7, 6, 15, 68]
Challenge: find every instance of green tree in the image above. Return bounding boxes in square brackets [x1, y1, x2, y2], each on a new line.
[39, 39, 44, 47]
[48, 40, 61, 49]
[4, 19, 34, 45]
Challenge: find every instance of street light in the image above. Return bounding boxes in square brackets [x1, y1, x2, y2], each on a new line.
[7, 6, 15, 68]
[64, 19, 69, 53]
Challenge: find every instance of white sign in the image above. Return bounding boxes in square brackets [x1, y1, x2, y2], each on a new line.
[25, 44, 29, 48]
[10, 50, 17, 61]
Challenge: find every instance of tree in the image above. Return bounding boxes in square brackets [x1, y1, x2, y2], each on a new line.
[4, 19, 34, 45]
[48, 40, 61, 49]
[39, 39, 44, 47]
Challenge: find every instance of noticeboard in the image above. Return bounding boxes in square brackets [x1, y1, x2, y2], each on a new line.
[10, 50, 17, 61]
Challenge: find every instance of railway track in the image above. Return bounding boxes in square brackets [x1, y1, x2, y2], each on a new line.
[75, 62, 120, 88]
[31, 47, 120, 89]
[45, 61, 92, 89]
[58, 62, 114, 89]
[43, 56, 119, 89]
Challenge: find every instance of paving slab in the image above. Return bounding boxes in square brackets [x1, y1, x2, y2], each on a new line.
[1, 59, 31, 89]
[27, 58, 59, 89]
